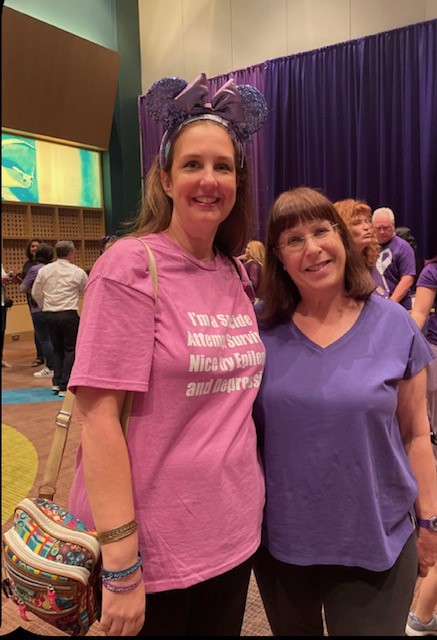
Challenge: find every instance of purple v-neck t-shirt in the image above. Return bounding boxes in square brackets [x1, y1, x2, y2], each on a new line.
[254, 293, 434, 571]
[416, 262, 437, 345]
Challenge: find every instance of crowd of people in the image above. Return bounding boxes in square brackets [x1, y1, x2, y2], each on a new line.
[2, 72, 436, 637]
[3, 240, 88, 396]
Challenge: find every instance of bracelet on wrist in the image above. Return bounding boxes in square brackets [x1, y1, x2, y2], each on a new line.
[97, 520, 138, 545]
[101, 553, 142, 581]
[102, 571, 143, 594]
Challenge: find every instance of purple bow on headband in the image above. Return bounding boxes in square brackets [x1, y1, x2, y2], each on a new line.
[174, 73, 244, 123]
[145, 72, 268, 167]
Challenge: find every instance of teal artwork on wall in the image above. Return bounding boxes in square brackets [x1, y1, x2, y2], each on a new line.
[1, 133, 102, 208]
[1, 135, 38, 202]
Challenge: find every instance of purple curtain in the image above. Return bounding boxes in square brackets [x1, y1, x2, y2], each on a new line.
[138, 96, 163, 182]
[209, 64, 269, 240]
[138, 20, 436, 259]
[263, 19, 437, 260]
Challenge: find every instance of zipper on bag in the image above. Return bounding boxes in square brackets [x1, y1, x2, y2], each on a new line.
[4, 561, 77, 595]
[15, 498, 100, 560]
[4, 529, 91, 583]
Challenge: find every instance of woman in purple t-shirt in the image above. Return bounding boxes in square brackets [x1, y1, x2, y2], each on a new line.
[334, 198, 388, 297]
[240, 240, 266, 298]
[406, 256, 437, 635]
[412, 256, 437, 435]
[253, 187, 437, 636]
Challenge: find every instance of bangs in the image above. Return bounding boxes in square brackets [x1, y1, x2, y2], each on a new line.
[268, 190, 337, 246]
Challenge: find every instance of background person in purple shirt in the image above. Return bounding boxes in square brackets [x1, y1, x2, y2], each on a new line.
[411, 256, 437, 438]
[333, 198, 387, 297]
[253, 187, 437, 636]
[407, 255, 437, 636]
[239, 240, 266, 300]
[372, 207, 416, 310]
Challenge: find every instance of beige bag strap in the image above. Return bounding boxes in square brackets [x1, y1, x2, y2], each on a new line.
[38, 240, 158, 501]
[120, 238, 158, 438]
[136, 238, 158, 299]
[39, 390, 75, 500]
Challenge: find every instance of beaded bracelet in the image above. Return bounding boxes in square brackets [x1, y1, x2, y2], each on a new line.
[102, 571, 143, 594]
[101, 553, 142, 581]
[97, 520, 138, 545]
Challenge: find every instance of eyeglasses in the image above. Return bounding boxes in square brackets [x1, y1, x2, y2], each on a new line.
[373, 225, 392, 232]
[276, 224, 339, 254]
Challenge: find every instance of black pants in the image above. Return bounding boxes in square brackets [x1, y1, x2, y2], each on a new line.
[253, 533, 418, 636]
[32, 311, 54, 370]
[137, 556, 253, 636]
[45, 310, 79, 390]
[30, 305, 44, 361]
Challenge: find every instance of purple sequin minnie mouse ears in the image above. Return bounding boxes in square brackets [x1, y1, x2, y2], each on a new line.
[144, 73, 268, 168]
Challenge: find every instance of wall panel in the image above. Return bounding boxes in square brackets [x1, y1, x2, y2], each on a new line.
[2, 7, 120, 150]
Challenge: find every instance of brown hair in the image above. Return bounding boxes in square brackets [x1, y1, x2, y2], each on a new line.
[126, 120, 254, 257]
[25, 238, 42, 260]
[333, 198, 380, 269]
[259, 187, 375, 324]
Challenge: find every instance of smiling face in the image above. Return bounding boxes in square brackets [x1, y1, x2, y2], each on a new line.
[29, 240, 40, 257]
[277, 219, 347, 296]
[160, 121, 237, 240]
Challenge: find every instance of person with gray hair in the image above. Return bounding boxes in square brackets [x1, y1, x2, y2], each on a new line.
[372, 207, 417, 310]
[55, 239, 76, 258]
[31, 239, 88, 397]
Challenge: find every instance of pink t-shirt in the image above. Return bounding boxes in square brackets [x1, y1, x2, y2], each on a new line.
[68, 232, 266, 592]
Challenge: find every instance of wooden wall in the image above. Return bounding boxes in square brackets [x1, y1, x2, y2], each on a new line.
[2, 7, 120, 150]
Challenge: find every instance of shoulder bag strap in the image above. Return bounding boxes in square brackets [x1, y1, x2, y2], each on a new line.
[119, 239, 158, 436]
[38, 240, 158, 500]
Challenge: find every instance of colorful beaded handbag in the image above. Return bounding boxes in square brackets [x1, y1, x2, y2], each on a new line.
[2, 240, 158, 635]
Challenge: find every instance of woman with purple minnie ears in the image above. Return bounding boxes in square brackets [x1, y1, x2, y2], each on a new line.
[67, 73, 268, 636]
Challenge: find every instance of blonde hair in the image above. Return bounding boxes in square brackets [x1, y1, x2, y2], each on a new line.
[245, 240, 265, 264]
[333, 199, 380, 270]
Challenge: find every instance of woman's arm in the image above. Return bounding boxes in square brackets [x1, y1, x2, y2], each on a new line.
[390, 274, 415, 303]
[20, 266, 37, 293]
[74, 386, 145, 636]
[411, 286, 435, 330]
[397, 369, 437, 577]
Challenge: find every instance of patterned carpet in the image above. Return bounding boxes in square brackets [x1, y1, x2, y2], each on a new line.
[1, 338, 272, 636]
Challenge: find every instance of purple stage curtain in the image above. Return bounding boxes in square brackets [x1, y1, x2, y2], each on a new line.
[138, 20, 436, 258]
[209, 64, 268, 241]
[263, 19, 437, 260]
[137, 95, 163, 184]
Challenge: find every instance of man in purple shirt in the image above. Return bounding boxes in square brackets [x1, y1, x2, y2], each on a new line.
[372, 207, 416, 310]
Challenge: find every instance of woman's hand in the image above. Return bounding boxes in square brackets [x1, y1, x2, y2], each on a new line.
[2, 271, 14, 285]
[99, 582, 146, 636]
[416, 528, 437, 578]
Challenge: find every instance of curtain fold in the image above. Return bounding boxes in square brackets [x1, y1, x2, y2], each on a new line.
[138, 20, 436, 259]
[262, 19, 436, 259]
